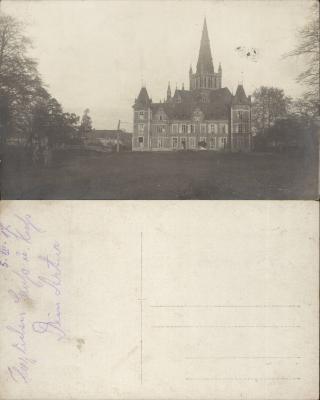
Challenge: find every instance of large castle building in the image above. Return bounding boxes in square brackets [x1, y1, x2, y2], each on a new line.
[132, 19, 252, 152]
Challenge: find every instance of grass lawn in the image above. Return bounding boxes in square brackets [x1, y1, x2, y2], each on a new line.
[1, 148, 318, 199]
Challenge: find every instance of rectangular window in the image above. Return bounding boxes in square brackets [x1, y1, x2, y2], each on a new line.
[180, 137, 187, 149]
[156, 125, 166, 133]
[139, 111, 144, 120]
[172, 137, 178, 148]
[189, 137, 196, 148]
[172, 124, 178, 134]
[157, 138, 162, 148]
[182, 124, 188, 134]
[190, 124, 194, 133]
[220, 137, 227, 146]
[200, 124, 206, 134]
[138, 124, 144, 132]
[210, 124, 217, 134]
[210, 138, 216, 149]
[138, 136, 144, 143]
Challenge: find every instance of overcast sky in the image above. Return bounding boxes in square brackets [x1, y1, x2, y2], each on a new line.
[2, 0, 315, 130]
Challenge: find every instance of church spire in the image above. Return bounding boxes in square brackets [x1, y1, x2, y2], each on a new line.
[196, 18, 214, 74]
[167, 81, 171, 100]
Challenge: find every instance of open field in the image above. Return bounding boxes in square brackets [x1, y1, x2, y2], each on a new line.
[1, 148, 318, 199]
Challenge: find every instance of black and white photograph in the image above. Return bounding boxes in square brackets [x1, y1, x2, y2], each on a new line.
[0, 2, 319, 399]
[0, 0, 319, 199]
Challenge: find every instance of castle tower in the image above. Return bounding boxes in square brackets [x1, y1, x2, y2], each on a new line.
[132, 86, 152, 151]
[189, 18, 222, 91]
[230, 84, 251, 152]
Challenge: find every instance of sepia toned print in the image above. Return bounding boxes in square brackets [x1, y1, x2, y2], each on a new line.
[0, 0, 319, 199]
[133, 19, 251, 153]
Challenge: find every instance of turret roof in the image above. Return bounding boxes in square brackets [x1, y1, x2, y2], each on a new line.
[232, 84, 250, 105]
[135, 87, 151, 107]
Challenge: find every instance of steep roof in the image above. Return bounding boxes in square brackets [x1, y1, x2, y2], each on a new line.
[135, 87, 151, 107]
[151, 88, 232, 120]
[232, 84, 250, 105]
[196, 18, 214, 74]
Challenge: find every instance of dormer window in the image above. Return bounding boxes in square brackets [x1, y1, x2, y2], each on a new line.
[193, 108, 203, 122]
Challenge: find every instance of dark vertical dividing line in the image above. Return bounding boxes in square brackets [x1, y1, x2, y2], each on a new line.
[140, 231, 143, 384]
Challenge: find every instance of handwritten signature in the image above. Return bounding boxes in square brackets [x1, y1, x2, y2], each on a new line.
[6, 312, 36, 383]
[32, 302, 66, 341]
[8, 240, 62, 305]
[0, 214, 45, 244]
[1, 214, 64, 384]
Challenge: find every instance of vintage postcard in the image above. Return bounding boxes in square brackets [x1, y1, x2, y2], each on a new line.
[0, 0, 318, 199]
[0, 0, 319, 399]
[0, 201, 319, 399]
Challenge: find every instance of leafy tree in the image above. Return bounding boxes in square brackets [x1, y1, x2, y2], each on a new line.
[0, 12, 81, 150]
[31, 96, 80, 146]
[0, 13, 45, 137]
[267, 118, 304, 148]
[289, 98, 319, 125]
[62, 112, 80, 140]
[252, 86, 291, 134]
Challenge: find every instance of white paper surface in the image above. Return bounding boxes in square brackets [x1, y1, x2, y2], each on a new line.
[0, 201, 318, 399]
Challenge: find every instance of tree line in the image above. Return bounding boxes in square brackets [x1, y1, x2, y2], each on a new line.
[0, 4, 319, 155]
[251, 3, 319, 152]
[0, 13, 92, 149]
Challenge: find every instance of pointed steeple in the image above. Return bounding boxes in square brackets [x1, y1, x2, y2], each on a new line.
[196, 18, 214, 74]
[167, 82, 171, 100]
[232, 84, 250, 105]
[135, 86, 151, 107]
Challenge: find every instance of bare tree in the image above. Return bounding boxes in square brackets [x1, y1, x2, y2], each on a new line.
[284, 2, 319, 114]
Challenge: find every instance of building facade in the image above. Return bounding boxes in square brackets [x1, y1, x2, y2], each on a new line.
[132, 19, 252, 152]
